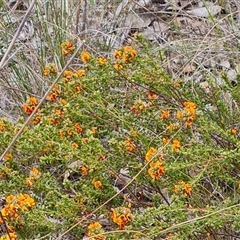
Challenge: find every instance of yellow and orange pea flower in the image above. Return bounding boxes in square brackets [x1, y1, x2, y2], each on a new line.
[113, 50, 122, 59]
[183, 101, 197, 115]
[125, 137, 137, 152]
[3, 153, 13, 160]
[1, 194, 35, 221]
[0, 122, 6, 132]
[22, 96, 38, 115]
[231, 128, 237, 135]
[172, 139, 180, 150]
[174, 180, 192, 197]
[74, 69, 85, 77]
[148, 160, 164, 180]
[81, 166, 88, 176]
[71, 142, 79, 149]
[161, 110, 170, 120]
[81, 51, 90, 62]
[114, 63, 123, 70]
[98, 57, 107, 65]
[43, 63, 57, 77]
[0, 225, 17, 240]
[61, 41, 74, 56]
[110, 207, 132, 230]
[86, 222, 106, 240]
[147, 91, 157, 99]
[75, 123, 83, 134]
[145, 147, 157, 162]
[93, 179, 103, 189]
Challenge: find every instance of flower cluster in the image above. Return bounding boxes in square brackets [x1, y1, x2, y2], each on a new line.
[125, 137, 137, 152]
[177, 101, 197, 127]
[25, 167, 41, 188]
[174, 180, 192, 197]
[113, 45, 137, 70]
[110, 207, 132, 230]
[0, 194, 35, 224]
[172, 139, 180, 151]
[148, 159, 164, 180]
[46, 84, 61, 102]
[22, 97, 38, 115]
[145, 148, 164, 180]
[93, 179, 103, 189]
[114, 46, 137, 63]
[145, 147, 157, 162]
[161, 110, 170, 120]
[61, 41, 74, 56]
[86, 222, 106, 240]
[43, 63, 57, 77]
[0, 225, 17, 240]
[81, 51, 90, 62]
[131, 99, 151, 115]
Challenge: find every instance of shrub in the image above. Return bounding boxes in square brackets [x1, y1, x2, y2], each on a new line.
[0, 38, 239, 239]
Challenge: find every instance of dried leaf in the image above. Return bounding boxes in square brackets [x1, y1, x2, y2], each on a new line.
[183, 64, 196, 73]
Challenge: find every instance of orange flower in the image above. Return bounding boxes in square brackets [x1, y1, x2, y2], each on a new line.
[46, 92, 59, 102]
[148, 160, 164, 180]
[174, 180, 192, 197]
[0, 231, 17, 240]
[113, 50, 122, 59]
[74, 69, 85, 77]
[184, 183, 192, 196]
[125, 137, 137, 152]
[111, 207, 132, 230]
[71, 142, 79, 148]
[81, 166, 88, 176]
[145, 147, 157, 162]
[28, 96, 38, 105]
[59, 130, 64, 138]
[98, 57, 107, 65]
[75, 84, 81, 93]
[87, 221, 102, 230]
[61, 41, 74, 56]
[25, 177, 34, 188]
[75, 123, 83, 134]
[43, 64, 57, 77]
[30, 167, 41, 178]
[172, 139, 180, 150]
[91, 127, 97, 135]
[147, 91, 157, 99]
[0, 121, 6, 132]
[64, 70, 73, 77]
[93, 179, 102, 189]
[114, 63, 123, 70]
[161, 110, 170, 120]
[176, 111, 183, 119]
[167, 123, 175, 131]
[69, 129, 75, 136]
[60, 99, 67, 105]
[81, 51, 90, 62]
[186, 116, 195, 127]
[122, 46, 137, 63]
[183, 101, 196, 115]
[162, 137, 170, 144]
[3, 153, 13, 160]
[86, 222, 105, 240]
[231, 128, 237, 135]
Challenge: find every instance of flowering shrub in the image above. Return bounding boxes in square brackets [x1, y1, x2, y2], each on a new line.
[0, 39, 239, 239]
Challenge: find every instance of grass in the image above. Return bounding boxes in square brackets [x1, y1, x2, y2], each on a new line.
[0, 0, 240, 239]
